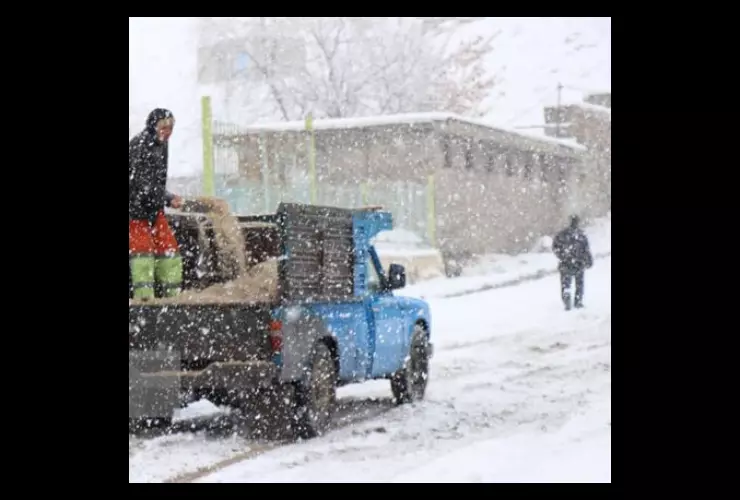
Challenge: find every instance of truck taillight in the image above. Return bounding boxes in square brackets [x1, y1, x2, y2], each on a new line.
[269, 320, 283, 352]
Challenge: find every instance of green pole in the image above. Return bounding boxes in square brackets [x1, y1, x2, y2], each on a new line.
[259, 133, 271, 213]
[201, 96, 215, 197]
[305, 113, 317, 204]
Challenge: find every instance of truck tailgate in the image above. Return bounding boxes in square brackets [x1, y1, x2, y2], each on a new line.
[129, 303, 274, 365]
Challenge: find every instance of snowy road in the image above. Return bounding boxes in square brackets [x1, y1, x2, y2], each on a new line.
[129, 254, 611, 483]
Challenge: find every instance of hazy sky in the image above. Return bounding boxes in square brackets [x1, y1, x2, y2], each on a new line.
[479, 17, 610, 128]
[129, 17, 200, 176]
[129, 17, 610, 177]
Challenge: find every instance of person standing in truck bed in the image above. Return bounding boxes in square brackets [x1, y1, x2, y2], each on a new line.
[129, 108, 184, 300]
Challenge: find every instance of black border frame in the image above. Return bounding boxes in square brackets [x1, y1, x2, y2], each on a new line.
[31, 14, 702, 488]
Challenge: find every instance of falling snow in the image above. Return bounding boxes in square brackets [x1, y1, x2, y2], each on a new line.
[130, 17, 610, 483]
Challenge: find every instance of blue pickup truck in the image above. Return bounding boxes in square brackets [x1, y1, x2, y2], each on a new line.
[129, 203, 433, 439]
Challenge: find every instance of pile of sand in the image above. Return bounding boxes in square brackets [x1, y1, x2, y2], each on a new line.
[192, 196, 249, 281]
[155, 258, 279, 305]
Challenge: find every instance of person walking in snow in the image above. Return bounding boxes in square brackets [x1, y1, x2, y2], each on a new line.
[129, 108, 184, 300]
[552, 215, 593, 310]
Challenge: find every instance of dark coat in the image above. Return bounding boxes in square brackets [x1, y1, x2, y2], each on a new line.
[129, 109, 175, 221]
[552, 224, 593, 273]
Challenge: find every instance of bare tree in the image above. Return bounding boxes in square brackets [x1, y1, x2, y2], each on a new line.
[207, 17, 497, 121]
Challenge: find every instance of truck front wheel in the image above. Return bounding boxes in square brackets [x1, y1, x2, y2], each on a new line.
[391, 325, 430, 404]
[294, 341, 337, 439]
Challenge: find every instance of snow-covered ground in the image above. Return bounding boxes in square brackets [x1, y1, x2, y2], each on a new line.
[129, 216, 610, 483]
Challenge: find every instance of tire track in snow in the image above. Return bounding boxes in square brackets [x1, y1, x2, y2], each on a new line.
[157, 312, 607, 482]
[160, 397, 397, 483]
[211, 321, 610, 483]
[431, 317, 610, 397]
[438, 311, 609, 355]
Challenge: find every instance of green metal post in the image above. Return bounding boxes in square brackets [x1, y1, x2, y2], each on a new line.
[201, 96, 215, 197]
[426, 174, 437, 247]
[305, 113, 317, 204]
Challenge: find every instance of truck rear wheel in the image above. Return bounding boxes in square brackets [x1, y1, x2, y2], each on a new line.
[391, 325, 430, 404]
[294, 341, 337, 439]
[234, 386, 294, 441]
[128, 416, 173, 434]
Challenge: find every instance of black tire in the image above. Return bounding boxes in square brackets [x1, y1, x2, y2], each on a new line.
[233, 385, 294, 441]
[129, 416, 173, 434]
[391, 325, 430, 404]
[294, 341, 337, 439]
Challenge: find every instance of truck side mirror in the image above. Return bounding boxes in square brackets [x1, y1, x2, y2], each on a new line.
[387, 263, 406, 290]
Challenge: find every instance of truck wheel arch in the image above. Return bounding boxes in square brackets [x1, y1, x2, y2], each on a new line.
[279, 312, 338, 383]
[415, 319, 429, 337]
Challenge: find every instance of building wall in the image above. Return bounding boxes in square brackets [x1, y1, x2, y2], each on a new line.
[544, 100, 611, 220]
[215, 119, 589, 254]
[433, 125, 575, 254]
[585, 92, 611, 108]
[567, 108, 611, 218]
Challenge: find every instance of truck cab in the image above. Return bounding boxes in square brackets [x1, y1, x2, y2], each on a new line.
[269, 207, 432, 384]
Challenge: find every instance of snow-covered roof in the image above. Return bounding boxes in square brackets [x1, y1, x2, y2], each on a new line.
[566, 101, 611, 117]
[584, 89, 612, 98]
[233, 112, 586, 152]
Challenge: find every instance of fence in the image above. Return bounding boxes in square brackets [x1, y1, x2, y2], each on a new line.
[224, 178, 430, 239]
[195, 97, 437, 245]
[170, 172, 434, 245]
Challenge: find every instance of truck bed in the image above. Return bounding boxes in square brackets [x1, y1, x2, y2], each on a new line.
[129, 303, 274, 367]
[129, 302, 278, 419]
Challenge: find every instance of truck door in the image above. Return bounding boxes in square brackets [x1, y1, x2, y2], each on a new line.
[365, 249, 406, 378]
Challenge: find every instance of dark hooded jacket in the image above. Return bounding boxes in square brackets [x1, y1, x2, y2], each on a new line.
[552, 216, 593, 272]
[129, 108, 176, 221]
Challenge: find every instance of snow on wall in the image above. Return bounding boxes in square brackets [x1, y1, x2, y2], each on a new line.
[233, 112, 586, 152]
[373, 229, 446, 283]
[565, 101, 612, 116]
